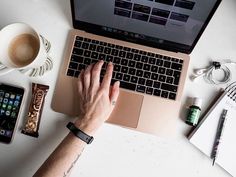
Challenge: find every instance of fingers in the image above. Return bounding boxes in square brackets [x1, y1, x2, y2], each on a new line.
[101, 62, 113, 92]
[83, 64, 93, 90]
[110, 81, 120, 106]
[91, 60, 104, 91]
[78, 69, 84, 95]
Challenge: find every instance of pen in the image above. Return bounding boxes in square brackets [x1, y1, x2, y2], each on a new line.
[211, 109, 228, 166]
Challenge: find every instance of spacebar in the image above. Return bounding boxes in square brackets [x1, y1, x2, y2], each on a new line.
[120, 81, 136, 91]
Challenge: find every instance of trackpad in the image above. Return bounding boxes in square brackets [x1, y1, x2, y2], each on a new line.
[107, 90, 144, 128]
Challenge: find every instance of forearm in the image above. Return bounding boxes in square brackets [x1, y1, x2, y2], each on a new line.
[33, 133, 86, 177]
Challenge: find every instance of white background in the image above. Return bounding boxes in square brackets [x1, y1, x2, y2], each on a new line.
[0, 0, 236, 177]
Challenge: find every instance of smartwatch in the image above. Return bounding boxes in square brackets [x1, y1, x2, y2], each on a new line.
[66, 122, 94, 144]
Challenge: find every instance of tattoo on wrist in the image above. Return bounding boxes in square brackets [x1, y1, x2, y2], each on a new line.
[63, 148, 84, 177]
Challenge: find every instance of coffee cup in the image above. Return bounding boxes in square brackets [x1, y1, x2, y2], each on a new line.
[0, 23, 49, 76]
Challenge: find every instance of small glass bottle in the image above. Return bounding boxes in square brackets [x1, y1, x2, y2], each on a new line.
[185, 97, 202, 126]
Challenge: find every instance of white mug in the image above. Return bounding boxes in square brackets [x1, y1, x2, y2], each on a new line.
[0, 23, 49, 76]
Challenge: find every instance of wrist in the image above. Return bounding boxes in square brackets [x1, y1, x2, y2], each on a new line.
[74, 118, 99, 136]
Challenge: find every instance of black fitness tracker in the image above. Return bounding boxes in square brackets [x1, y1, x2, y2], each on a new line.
[66, 122, 94, 144]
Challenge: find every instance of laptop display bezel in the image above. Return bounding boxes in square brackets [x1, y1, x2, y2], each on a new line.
[70, 0, 221, 54]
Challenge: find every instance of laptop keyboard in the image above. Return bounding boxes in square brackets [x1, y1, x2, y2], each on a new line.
[66, 36, 184, 100]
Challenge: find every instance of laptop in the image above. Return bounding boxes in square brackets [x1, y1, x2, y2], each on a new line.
[52, 0, 221, 136]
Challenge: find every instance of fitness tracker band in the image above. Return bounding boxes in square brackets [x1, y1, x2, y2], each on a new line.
[66, 122, 94, 144]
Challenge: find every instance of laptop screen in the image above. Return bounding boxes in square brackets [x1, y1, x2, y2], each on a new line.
[71, 0, 221, 54]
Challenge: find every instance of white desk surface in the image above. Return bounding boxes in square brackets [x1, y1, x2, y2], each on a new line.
[0, 0, 236, 177]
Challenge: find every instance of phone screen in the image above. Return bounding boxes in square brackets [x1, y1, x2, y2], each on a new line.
[0, 84, 24, 143]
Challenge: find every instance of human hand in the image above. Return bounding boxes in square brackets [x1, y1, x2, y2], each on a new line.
[75, 60, 120, 136]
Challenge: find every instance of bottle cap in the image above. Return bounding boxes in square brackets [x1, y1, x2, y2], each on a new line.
[193, 97, 202, 108]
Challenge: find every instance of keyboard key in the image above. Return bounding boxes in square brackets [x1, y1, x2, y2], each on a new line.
[91, 52, 98, 59]
[99, 41, 107, 46]
[114, 57, 121, 64]
[121, 66, 128, 73]
[99, 54, 106, 60]
[156, 59, 163, 66]
[164, 61, 171, 68]
[78, 64, 86, 70]
[128, 68, 136, 75]
[128, 60, 135, 67]
[111, 49, 119, 56]
[106, 55, 113, 62]
[169, 92, 176, 100]
[171, 63, 182, 71]
[96, 46, 104, 53]
[115, 45, 123, 50]
[123, 74, 131, 82]
[69, 62, 78, 70]
[141, 56, 148, 63]
[131, 76, 138, 83]
[115, 73, 123, 80]
[173, 71, 181, 85]
[121, 59, 128, 66]
[119, 51, 126, 57]
[84, 38, 91, 42]
[146, 80, 153, 87]
[67, 69, 75, 76]
[120, 81, 136, 91]
[136, 70, 143, 77]
[161, 83, 177, 92]
[153, 89, 161, 96]
[131, 49, 139, 53]
[148, 57, 156, 64]
[123, 47, 131, 51]
[104, 47, 111, 54]
[114, 65, 121, 72]
[147, 52, 155, 57]
[171, 58, 179, 62]
[166, 69, 173, 76]
[151, 66, 158, 72]
[166, 77, 174, 84]
[84, 58, 91, 65]
[159, 75, 166, 82]
[153, 81, 161, 89]
[138, 78, 145, 85]
[151, 73, 158, 80]
[74, 41, 82, 48]
[144, 71, 151, 79]
[82, 42, 89, 49]
[84, 50, 91, 57]
[139, 50, 147, 55]
[89, 44, 96, 51]
[158, 67, 166, 74]
[136, 62, 143, 69]
[72, 48, 83, 55]
[146, 87, 153, 95]
[126, 52, 133, 59]
[71, 55, 83, 63]
[143, 64, 151, 71]
[161, 91, 169, 98]
[136, 85, 145, 93]
[76, 36, 83, 41]
[108, 43, 115, 48]
[179, 59, 184, 64]
[134, 54, 141, 61]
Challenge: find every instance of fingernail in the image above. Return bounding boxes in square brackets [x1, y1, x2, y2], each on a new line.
[109, 61, 113, 66]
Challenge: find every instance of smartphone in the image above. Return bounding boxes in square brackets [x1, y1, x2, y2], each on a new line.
[0, 84, 24, 144]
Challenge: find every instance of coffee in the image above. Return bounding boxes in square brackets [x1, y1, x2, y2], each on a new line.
[8, 34, 39, 67]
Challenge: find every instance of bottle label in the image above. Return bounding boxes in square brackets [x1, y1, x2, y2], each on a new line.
[186, 108, 201, 126]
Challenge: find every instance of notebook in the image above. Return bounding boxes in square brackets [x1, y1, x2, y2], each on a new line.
[188, 83, 236, 177]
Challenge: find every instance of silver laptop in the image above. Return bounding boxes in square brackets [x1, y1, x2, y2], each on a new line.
[52, 0, 221, 136]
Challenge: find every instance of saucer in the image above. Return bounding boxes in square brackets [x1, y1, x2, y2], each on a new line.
[0, 35, 53, 77]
